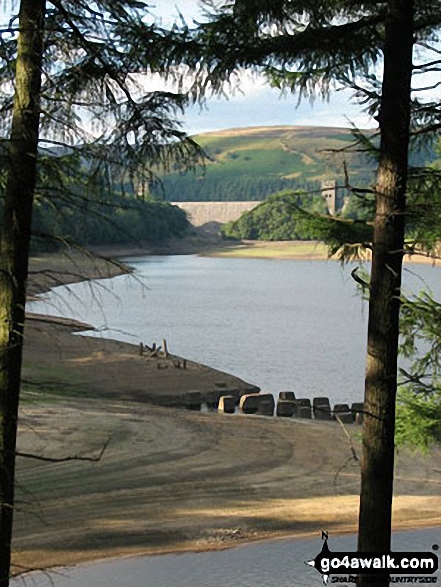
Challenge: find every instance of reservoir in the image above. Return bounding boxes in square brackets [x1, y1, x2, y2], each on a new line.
[13, 528, 440, 586]
[24, 255, 441, 586]
[27, 255, 441, 405]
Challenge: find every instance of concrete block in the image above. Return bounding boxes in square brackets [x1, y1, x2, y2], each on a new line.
[256, 393, 275, 416]
[239, 393, 260, 414]
[334, 403, 350, 412]
[295, 398, 311, 408]
[351, 402, 365, 424]
[219, 395, 236, 414]
[205, 390, 221, 410]
[296, 405, 312, 419]
[313, 397, 331, 420]
[184, 391, 202, 411]
[335, 411, 353, 424]
[276, 400, 294, 417]
[279, 391, 296, 401]
[333, 404, 352, 424]
[227, 389, 241, 404]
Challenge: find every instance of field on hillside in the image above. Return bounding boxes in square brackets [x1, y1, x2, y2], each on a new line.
[152, 125, 438, 203]
[198, 126, 361, 179]
[155, 126, 376, 202]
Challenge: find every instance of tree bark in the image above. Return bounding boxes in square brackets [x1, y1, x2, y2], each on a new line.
[0, 1, 46, 584]
[357, 0, 413, 585]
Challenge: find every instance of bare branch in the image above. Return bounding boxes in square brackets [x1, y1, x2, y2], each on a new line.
[412, 58, 441, 70]
[411, 80, 441, 92]
[351, 267, 371, 290]
[10, 563, 62, 584]
[416, 42, 441, 56]
[398, 368, 434, 391]
[333, 414, 360, 486]
[16, 437, 111, 463]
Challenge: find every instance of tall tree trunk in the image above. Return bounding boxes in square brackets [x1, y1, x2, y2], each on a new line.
[0, 1, 46, 584]
[357, 0, 413, 585]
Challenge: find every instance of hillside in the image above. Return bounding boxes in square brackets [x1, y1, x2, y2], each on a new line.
[152, 125, 438, 203]
[154, 125, 376, 202]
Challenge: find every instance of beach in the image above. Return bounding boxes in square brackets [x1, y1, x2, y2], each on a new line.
[14, 242, 441, 575]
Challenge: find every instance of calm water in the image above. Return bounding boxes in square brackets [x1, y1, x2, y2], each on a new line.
[25, 257, 441, 586]
[14, 528, 440, 587]
[27, 255, 441, 405]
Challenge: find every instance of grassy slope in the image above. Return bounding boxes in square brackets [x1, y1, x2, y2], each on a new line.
[196, 126, 365, 181]
[160, 125, 439, 202]
[159, 126, 375, 203]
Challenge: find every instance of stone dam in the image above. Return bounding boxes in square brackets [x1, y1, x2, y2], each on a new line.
[171, 201, 262, 227]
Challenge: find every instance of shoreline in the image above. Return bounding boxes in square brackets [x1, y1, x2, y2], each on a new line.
[27, 237, 441, 303]
[16, 516, 441, 575]
[87, 238, 441, 266]
[19, 241, 441, 575]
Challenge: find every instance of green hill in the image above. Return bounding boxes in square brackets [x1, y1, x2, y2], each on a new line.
[154, 125, 378, 202]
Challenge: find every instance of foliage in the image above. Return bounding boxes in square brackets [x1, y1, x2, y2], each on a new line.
[31, 197, 189, 251]
[0, 1, 202, 172]
[223, 189, 374, 263]
[396, 283, 441, 452]
[157, 173, 316, 202]
[222, 190, 326, 239]
[395, 387, 441, 452]
[405, 165, 441, 256]
[0, 0, 204, 249]
[20, 145, 191, 250]
[400, 290, 441, 385]
[152, 126, 377, 202]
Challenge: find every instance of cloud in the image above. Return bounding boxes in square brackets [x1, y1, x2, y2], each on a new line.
[136, 4, 378, 134]
[182, 84, 377, 135]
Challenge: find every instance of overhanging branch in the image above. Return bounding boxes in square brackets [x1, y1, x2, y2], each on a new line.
[16, 436, 111, 463]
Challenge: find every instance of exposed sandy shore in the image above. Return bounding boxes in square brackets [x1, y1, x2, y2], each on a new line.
[15, 244, 441, 575]
[14, 376, 441, 573]
[38, 237, 439, 265]
[206, 239, 441, 265]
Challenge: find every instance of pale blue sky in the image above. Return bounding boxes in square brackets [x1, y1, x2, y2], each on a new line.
[147, 1, 441, 137]
[183, 85, 375, 136]
[147, 0, 376, 135]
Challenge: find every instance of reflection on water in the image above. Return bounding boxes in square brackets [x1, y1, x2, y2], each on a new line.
[15, 528, 440, 587]
[27, 256, 441, 405]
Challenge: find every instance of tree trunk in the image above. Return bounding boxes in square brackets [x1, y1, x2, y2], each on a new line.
[357, 0, 413, 585]
[0, 1, 46, 584]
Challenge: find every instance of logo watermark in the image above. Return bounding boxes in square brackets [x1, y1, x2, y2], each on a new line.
[306, 532, 439, 585]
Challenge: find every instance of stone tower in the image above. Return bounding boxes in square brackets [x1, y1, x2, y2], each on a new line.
[321, 180, 337, 215]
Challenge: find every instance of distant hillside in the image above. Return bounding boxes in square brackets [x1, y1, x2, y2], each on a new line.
[151, 125, 438, 203]
[153, 125, 377, 202]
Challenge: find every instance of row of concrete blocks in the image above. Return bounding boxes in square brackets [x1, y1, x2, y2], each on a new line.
[274, 394, 365, 424]
[183, 390, 364, 423]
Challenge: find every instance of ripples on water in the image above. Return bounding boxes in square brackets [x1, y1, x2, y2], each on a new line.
[27, 256, 441, 405]
[15, 529, 440, 587]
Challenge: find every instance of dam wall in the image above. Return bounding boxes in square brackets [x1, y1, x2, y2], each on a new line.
[171, 201, 262, 227]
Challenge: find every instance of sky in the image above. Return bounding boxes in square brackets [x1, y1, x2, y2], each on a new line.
[183, 82, 375, 136]
[146, 0, 377, 136]
[2, 1, 437, 138]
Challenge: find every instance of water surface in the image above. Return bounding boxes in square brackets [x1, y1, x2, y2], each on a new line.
[15, 528, 440, 587]
[27, 256, 441, 405]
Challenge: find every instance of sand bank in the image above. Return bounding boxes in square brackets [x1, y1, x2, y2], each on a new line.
[206, 239, 441, 265]
[15, 245, 440, 574]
